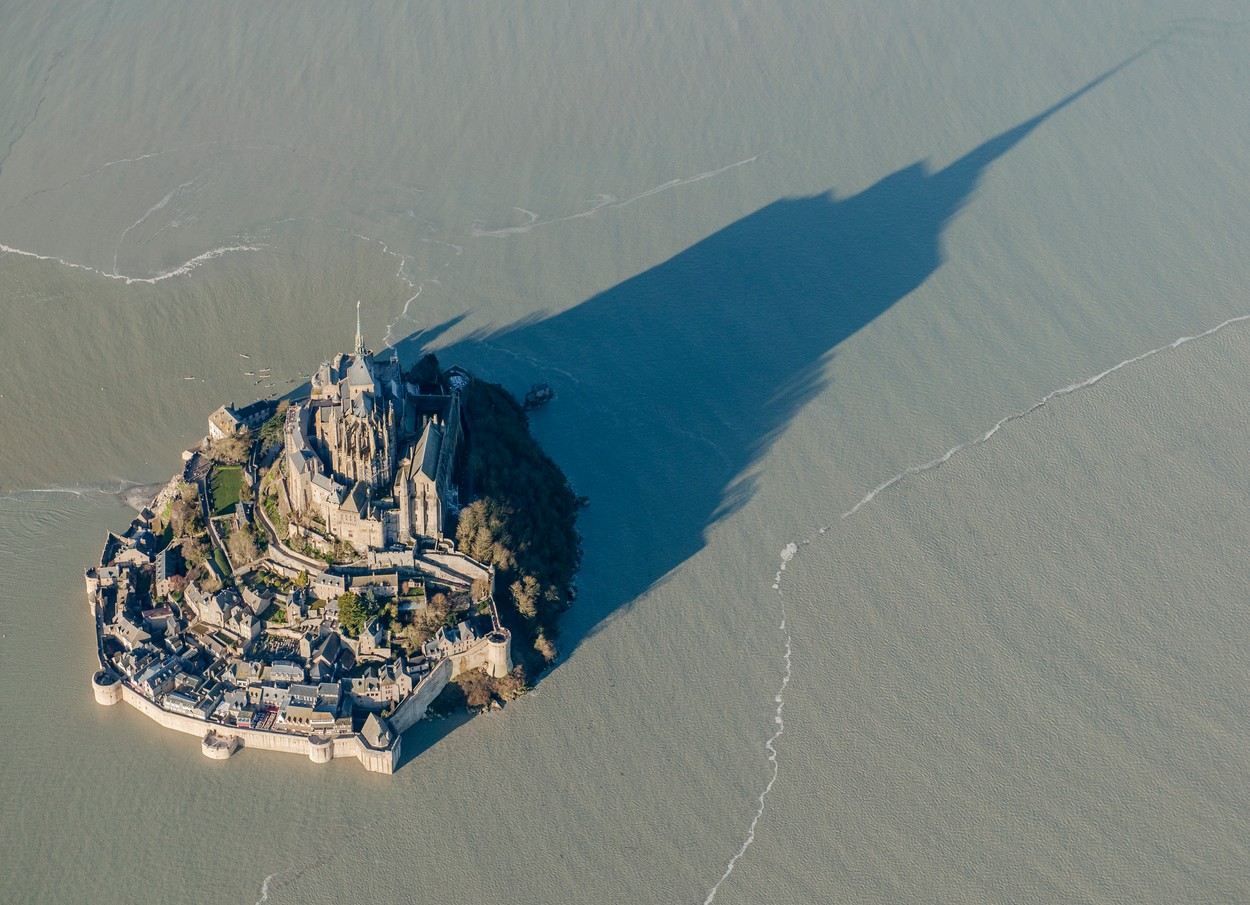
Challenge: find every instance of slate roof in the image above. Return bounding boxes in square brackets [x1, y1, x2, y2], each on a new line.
[341, 481, 370, 515]
[346, 353, 374, 390]
[362, 712, 391, 748]
[411, 421, 442, 480]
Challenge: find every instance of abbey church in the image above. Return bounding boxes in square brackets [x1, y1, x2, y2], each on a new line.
[280, 304, 464, 553]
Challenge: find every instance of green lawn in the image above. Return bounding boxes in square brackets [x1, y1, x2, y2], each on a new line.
[210, 466, 243, 515]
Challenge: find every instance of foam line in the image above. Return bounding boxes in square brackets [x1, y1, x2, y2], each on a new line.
[112, 175, 203, 276]
[706, 314, 1250, 901]
[614, 155, 759, 209]
[838, 313, 1250, 524]
[703, 542, 793, 904]
[255, 873, 276, 904]
[383, 286, 423, 347]
[0, 139, 258, 213]
[0, 240, 260, 284]
[470, 154, 760, 238]
[0, 480, 156, 503]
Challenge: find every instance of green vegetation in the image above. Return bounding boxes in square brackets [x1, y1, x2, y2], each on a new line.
[337, 591, 380, 638]
[262, 489, 285, 533]
[331, 539, 358, 564]
[256, 401, 290, 456]
[456, 377, 581, 667]
[209, 466, 244, 515]
[290, 536, 331, 567]
[255, 569, 293, 593]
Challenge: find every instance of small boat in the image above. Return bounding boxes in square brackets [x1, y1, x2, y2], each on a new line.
[183, 376, 196, 380]
[238, 353, 251, 359]
[244, 371, 255, 376]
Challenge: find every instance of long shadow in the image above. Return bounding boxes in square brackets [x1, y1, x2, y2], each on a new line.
[391, 61, 1133, 717]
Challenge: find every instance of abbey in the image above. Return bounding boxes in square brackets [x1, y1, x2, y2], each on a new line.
[281, 303, 463, 553]
[84, 306, 535, 774]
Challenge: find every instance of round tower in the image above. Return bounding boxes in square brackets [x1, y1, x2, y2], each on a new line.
[308, 734, 334, 764]
[484, 628, 513, 678]
[201, 732, 241, 760]
[91, 669, 122, 706]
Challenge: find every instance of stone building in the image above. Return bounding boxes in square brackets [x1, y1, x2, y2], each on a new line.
[281, 304, 463, 553]
[208, 404, 245, 441]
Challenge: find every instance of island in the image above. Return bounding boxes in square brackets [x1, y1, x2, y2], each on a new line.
[86, 305, 581, 773]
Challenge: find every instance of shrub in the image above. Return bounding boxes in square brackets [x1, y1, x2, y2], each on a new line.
[456, 377, 581, 666]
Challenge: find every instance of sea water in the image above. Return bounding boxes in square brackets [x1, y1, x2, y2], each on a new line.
[2, 2, 1250, 902]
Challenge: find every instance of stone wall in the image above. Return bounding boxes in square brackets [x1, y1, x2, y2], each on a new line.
[417, 551, 489, 588]
[113, 684, 397, 773]
[450, 629, 513, 679]
[389, 656, 452, 735]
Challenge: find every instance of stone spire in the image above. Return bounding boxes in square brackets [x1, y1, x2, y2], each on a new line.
[354, 300, 366, 356]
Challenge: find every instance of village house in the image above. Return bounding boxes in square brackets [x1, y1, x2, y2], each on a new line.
[421, 620, 479, 661]
[208, 404, 245, 441]
[348, 660, 413, 709]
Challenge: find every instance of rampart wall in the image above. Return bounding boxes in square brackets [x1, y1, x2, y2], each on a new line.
[114, 684, 398, 774]
[450, 630, 513, 679]
[389, 656, 453, 734]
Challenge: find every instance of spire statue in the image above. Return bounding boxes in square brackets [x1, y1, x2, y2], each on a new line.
[355, 300, 366, 356]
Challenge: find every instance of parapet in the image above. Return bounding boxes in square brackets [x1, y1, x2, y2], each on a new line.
[308, 734, 333, 764]
[91, 669, 122, 706]
[202, 731, 241, 760]
[485, 628, 513, 679]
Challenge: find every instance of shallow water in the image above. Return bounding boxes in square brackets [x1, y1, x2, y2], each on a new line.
[2, 2, 1250, 902]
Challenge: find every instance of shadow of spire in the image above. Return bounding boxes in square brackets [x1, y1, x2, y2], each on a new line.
[412, 57, 1139, 671]
[934, 50, 1144, 218]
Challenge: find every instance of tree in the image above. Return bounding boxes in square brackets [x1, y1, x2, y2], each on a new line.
[453, 377, 583, 673]
[294, 570, 309, 589]
[410, 352, 441, 389]
[208, 432, 250, 465]
[168, 498, 191, 537]
[403, 592, 451, 647]
[509, 576, 540, 619]
[428, 592, 452, 623]
[533, 630, 557, 663]
[457, 669, 494, 709]
[181, 533, 209, 567]
[227, 526, 259, 565]
[257, 401, 290, 453]
[337, 591, 377, 637]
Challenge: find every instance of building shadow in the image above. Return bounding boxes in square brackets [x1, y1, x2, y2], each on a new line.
[385, 62, 1138, 750]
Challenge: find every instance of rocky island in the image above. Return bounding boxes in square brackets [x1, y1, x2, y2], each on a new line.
[86, 306, 581, 773]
